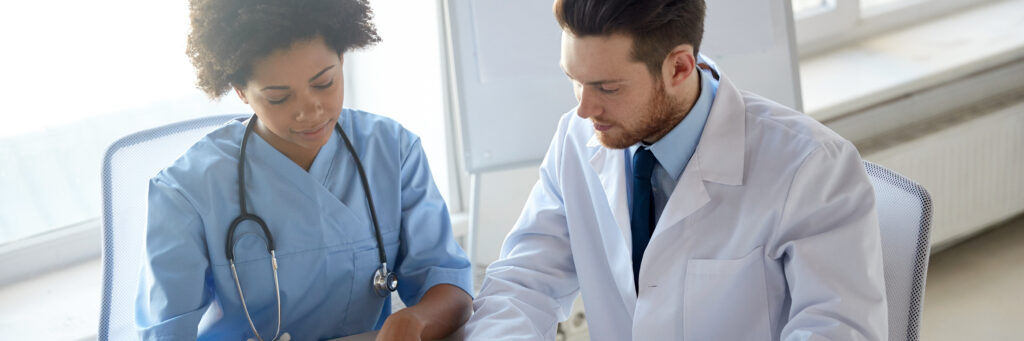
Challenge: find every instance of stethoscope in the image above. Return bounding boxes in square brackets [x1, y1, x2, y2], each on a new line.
[226, 114, 398, 341]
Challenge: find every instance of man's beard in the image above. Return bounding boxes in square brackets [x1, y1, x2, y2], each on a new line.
[596, 84, 686, 149]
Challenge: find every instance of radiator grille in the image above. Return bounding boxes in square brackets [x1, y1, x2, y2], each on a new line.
[864, 101, 1024, 247]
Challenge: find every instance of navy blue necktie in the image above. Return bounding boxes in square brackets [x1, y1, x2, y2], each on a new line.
[630, 147, 656, 293]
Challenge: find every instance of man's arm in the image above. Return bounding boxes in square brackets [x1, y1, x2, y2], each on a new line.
[463, 116, 581, 340]
[773, 140, 889, 340]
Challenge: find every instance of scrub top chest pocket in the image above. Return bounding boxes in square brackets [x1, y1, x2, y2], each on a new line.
[683, 246, 772, 340]
[214, 230, 351, 331]
[342, 235, 400, 331]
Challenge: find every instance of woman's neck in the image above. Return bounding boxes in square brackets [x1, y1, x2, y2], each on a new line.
[252, 121, 319, 171]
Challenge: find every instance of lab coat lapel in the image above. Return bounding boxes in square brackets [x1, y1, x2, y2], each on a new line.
[653, 75, 746, 236]
[586, 135, 641, 311]
[587, 135, 632, 247]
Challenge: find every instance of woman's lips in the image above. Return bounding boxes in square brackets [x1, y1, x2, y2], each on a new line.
[297, 120, 331, 137]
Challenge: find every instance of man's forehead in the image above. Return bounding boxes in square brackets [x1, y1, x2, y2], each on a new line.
[560, 32, 643, 81]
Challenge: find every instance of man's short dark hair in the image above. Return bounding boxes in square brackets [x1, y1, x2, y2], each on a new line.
[553, 0, 705, 78]
[187, 0, 381, 98]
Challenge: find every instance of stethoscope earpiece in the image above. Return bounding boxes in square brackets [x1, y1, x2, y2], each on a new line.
[229, 115, 396, 340]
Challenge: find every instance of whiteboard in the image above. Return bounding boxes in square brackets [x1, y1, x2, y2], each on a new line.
[443, 0, 801, 173]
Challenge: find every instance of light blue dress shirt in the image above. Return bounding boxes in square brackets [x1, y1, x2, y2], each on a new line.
[627, 69, 719, 223]
[136, 109, 472, 340]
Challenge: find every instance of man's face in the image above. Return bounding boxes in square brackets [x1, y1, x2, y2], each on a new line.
[560, 32, 684, 149]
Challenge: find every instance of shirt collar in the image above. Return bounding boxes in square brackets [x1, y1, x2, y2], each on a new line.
[641, 68, 718, 180]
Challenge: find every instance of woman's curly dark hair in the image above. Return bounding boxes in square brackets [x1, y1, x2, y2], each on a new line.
[187, 0, 380, 98]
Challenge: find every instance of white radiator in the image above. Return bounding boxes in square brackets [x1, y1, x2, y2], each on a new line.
[863, 100, 1024, 248]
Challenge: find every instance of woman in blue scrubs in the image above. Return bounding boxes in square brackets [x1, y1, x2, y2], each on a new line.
[135, 0, 473, 340]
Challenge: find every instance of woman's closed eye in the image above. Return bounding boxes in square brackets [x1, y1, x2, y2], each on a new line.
[313, 79, 334, 90]
[267, 95, 290, 105]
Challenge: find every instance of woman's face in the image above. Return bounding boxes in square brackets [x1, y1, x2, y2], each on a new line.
[234, 35, 345, 164]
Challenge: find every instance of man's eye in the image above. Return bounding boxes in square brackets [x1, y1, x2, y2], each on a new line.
[599, 87, 619, 94]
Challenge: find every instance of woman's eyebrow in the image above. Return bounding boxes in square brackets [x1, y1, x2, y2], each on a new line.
[259, 65, 336, 91]
[309, 65, 335, 82]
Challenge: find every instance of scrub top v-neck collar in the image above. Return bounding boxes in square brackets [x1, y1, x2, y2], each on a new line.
[242, 120, 341, 202]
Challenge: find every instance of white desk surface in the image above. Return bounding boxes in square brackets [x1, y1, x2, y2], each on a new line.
[329, 327, 464, 341]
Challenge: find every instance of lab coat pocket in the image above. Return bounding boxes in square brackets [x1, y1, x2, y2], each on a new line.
[683, 246, 771, 340]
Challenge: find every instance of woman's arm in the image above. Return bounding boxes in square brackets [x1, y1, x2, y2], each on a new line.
[377, 132, 474, 340]
[137, 177, 214, 340]
[377, 284, 472, 340]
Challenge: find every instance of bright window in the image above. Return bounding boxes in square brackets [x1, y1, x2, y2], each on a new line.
[792, 0, 831, 15]
[861, 0, 918, 11]
[0, 1, 249, 246]
[344, 0, 454, 209]
[791, 0, 996, 52]
[0, 1, 454, 247]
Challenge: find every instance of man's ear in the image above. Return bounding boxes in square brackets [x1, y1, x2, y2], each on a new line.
[663, 44, 697, 88]
[233, 86, 249, 104]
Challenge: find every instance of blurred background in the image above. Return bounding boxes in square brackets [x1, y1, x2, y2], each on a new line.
[0, 0, 1021, 339]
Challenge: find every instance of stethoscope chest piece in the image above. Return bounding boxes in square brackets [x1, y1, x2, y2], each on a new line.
[373, 263, 399, 297]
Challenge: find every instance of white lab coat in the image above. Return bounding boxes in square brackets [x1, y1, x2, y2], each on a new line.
[464, 74, 888, 340]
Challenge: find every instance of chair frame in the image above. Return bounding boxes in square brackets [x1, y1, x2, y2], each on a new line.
[864, 161, 933, 341]
[98, 114, 246, 340]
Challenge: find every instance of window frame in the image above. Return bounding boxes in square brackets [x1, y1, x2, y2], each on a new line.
[0, 219, 99, 286]
[795, 0, 1002, 56]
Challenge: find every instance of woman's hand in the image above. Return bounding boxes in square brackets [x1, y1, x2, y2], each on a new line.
[376, 309, 426, 341]
[374, 284, 472, 341]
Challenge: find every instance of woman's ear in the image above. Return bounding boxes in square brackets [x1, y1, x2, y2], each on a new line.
[234, 86, 249, 104]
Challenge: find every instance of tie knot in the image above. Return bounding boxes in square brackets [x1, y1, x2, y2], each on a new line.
[632, 147, 656, 180]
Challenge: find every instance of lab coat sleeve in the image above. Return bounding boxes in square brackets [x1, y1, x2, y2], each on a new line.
[773, 140, 888, 341]
[464, 116, 579, 340]
[136, 177, 213, 341]
[394, 136, 474, 306]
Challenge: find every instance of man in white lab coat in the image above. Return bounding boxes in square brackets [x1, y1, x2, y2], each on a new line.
[464, 0, 888, 340]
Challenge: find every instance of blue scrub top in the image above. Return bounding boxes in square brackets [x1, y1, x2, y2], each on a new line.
[136, 109, 473, 340]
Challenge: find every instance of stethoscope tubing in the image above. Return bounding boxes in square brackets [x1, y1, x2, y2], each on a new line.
[226, 114, 395, 341]
[335, 119, 388, 268]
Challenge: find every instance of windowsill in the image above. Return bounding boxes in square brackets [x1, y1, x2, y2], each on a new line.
[0, 257, 100, 340]
[800, 0, 1024, 122]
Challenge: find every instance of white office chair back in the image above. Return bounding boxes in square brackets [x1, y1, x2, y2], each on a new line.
[99, 114, 246, 341]
[864, 161, 933, 341]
